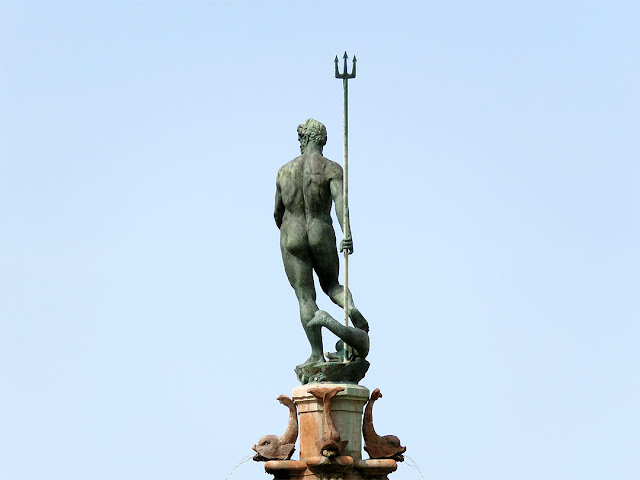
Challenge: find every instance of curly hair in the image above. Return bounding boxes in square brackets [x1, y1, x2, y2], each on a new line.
[297, 119, 327, 150]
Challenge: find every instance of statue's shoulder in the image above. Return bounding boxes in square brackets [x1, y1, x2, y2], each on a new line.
[277, 156, 302, 179]
[323, 157, 343, 179]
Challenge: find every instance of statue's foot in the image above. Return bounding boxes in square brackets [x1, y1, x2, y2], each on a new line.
[350, 307, 369, 332]
[303, 354, 325, 364]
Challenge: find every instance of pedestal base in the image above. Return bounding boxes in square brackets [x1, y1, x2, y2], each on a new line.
[294, 358, 370, 385]
[259, 383, 401, 480]
[265, 457, 397, 480]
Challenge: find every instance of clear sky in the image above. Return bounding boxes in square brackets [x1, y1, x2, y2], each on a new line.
[1, 2, 638, 480]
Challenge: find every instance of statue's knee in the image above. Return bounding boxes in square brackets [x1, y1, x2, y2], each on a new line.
[321, 281, 339, 296]
[319, 282, 332, 296]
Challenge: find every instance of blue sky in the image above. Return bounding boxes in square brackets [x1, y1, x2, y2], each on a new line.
[1, 2, 638, 480]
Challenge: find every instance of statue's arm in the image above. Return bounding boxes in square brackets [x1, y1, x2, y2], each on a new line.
[329, 168, 353, 253]
[274, 175, 285, 229]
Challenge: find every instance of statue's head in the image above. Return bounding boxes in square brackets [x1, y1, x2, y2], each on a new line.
[297, 119, 327, 153]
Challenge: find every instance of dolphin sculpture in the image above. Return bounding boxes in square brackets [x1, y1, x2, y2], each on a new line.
[252, 395, 299, 461]
[363, 388, 406, 461]
[308, 385, 348, 457]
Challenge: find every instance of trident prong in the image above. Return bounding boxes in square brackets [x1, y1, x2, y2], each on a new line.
[335, 51, 356, 79]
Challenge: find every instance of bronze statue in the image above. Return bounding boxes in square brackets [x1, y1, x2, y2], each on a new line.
[363, 388, 406, 461]
[274, 119, 369, 366]
[252, 395, 299, 461]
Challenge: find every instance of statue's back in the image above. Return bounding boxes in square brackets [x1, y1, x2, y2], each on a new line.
[279, 153, 338, 221]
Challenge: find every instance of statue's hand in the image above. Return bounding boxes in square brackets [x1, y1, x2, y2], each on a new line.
[340, 235, 354, 255]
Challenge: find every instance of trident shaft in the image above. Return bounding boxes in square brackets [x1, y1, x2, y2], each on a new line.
[335, 52, 356, 345]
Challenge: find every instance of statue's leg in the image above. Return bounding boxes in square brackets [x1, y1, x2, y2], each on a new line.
[281, 247, 323, 363]
[308, 310, 369, 358]
[313, 241, 369, 333]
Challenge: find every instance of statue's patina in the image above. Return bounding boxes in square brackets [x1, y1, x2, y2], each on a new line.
[274, 119, 370, 383]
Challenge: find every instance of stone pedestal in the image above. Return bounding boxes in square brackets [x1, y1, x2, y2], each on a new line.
[261, 383, 397, 480]
[292, 383, 369, 461]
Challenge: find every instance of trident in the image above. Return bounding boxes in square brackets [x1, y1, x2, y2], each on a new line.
[335, 52, 356, 354]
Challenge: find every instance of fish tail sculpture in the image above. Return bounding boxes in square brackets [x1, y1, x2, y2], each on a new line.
[252, 394, 299, 461]
[363, 388, 406, 461]
[308, 385, 348, 457]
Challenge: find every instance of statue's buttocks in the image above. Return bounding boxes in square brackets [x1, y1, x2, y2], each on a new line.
[279, 153, 338, 257]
